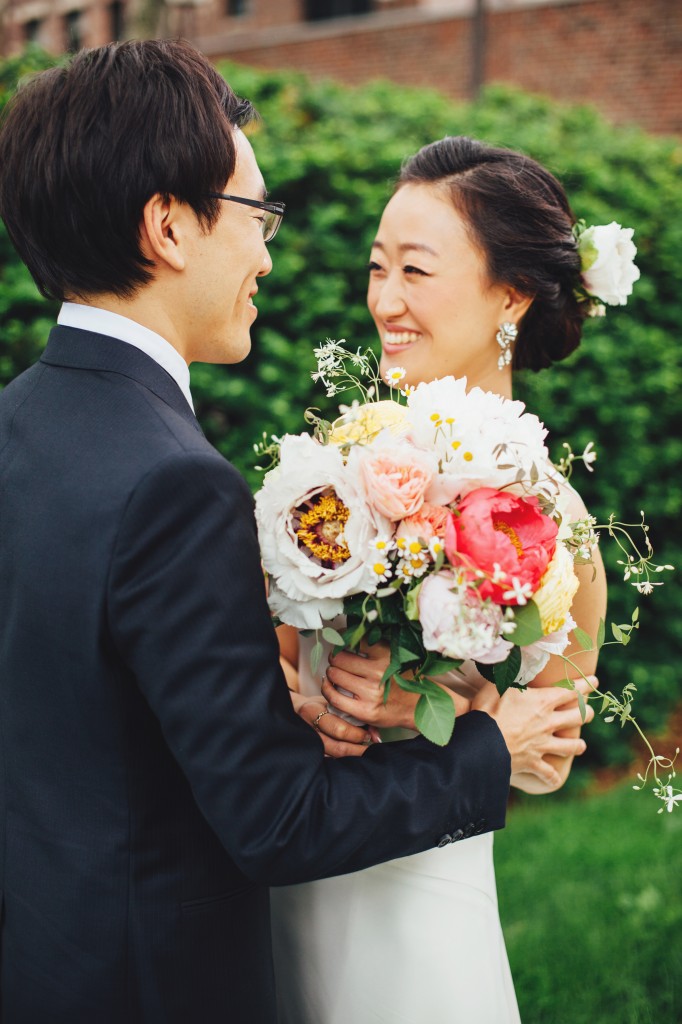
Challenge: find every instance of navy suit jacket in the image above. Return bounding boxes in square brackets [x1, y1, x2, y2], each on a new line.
[0, 326, 510, 1022]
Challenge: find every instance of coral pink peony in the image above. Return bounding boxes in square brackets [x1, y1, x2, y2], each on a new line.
[445, 487, 557, 605]
[399, 502, 451, 542]
[358, 445, 435, 522]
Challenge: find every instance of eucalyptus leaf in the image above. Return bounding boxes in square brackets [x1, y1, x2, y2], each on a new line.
[309, 641, 323, 678]
[322, 626, 345, 646]
[573, 626, 594, 651]
[596, 618, 606, 649]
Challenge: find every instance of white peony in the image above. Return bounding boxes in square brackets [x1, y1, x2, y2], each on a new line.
[579, 222, 640, 306]
[255, 434, 392, 629]
[405, 376, 549, 503]
[418, 570, 514, 664]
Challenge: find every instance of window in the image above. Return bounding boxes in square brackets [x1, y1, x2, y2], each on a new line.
[64, 10, 82, 52]
[109, 0, 125, 40]
[304, 0, 372, 20]
[24, 18, 42, 43]
[226, 0, 248, 14]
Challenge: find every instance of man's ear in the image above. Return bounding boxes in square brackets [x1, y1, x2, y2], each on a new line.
[139, 193, 186, 272]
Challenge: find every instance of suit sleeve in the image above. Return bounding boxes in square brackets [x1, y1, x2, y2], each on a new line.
[108, 449, 510, 886]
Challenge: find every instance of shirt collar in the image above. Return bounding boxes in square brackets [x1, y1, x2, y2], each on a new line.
[57, 302, 194, 411]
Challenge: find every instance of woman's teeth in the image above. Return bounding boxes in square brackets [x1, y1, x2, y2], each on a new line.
[384, 331, 420, 346]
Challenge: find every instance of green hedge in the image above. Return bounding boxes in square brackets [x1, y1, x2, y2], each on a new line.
[1, 51, 680, 768]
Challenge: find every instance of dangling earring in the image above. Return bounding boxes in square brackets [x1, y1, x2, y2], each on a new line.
[496, 322, 517, 370]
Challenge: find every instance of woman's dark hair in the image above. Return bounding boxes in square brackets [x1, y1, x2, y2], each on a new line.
[397, 136, 587, 371]
[0, 39, 257, 301]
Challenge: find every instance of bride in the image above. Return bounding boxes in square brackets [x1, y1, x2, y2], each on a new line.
[270, 136, 613, 1023]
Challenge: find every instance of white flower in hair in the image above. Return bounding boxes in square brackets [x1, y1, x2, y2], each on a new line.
[576, 220, 640, 307]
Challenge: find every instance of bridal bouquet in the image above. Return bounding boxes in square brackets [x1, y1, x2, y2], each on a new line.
[254, 341, 677, 808]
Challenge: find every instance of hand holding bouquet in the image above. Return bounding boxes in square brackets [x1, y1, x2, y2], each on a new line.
[255, 341, 677, 809]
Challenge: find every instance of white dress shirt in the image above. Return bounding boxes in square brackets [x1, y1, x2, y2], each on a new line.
[58, 302, 194, 411]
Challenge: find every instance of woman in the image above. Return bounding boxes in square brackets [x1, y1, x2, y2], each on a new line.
[271, 137, 612, 1022]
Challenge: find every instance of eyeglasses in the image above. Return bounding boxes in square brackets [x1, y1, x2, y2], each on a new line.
[206, 191, 285, 243]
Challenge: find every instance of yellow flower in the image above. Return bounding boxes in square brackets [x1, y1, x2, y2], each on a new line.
[533, 542, 580, 634]
[329, 400, 408, 446]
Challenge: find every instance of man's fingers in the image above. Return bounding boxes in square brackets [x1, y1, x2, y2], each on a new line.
[554, 703, 595, 731]
[531, 757, 562, 789]
[319, 737, 369, 758]
[549, 736, 588, 758]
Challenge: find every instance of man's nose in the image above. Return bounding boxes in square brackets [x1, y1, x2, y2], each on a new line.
[258, 245, 273, 277]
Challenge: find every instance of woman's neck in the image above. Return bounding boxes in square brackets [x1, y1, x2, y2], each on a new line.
[462, 363, 513, 400]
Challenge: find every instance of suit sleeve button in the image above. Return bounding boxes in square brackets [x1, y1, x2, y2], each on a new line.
[450, 828, 465, 842]
[437, 834, 452, 848]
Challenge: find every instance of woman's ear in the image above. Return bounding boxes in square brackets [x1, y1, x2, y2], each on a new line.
[139, 193, 186, 272]
[503, 287, 534, 324]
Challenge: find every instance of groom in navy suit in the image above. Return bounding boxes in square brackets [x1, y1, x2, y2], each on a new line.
[0, 40, 591, 1022]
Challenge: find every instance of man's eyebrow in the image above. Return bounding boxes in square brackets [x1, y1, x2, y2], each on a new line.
[371, 240, 439, 257]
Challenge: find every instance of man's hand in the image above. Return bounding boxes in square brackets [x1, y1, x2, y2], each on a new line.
[473, 677, 598, 792]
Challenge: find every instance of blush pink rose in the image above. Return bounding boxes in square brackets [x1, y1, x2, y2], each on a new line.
[358, 445, 435, 522]
[444, 487, 558, 605]
[399, 502, 451, 541]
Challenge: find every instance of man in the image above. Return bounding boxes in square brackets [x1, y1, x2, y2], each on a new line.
[0, 40, 592, 1022]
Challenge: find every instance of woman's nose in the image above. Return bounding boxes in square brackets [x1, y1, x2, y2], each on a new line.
[372, 273, 407, 320]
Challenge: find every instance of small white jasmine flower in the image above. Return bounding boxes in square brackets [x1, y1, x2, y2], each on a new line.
[658, 785, 682, 813]
[581, 441, 597, 472]
[502, 578, 534, 605]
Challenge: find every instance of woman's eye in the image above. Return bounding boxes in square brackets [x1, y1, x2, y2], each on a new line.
[367, 261, 383, 273]
[403, 265, 427, 276]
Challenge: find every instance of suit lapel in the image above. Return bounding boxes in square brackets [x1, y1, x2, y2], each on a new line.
[41, 326, 204, 435]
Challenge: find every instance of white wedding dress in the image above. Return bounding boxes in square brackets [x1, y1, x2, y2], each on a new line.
[270, 635, 521, 1024]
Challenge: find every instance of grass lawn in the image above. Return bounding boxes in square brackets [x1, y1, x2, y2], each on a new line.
[494, 783, 682, 1024]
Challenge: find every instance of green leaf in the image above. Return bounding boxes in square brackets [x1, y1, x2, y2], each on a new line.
[404, 583, 422, 622]
[493, 647, 522, 691]
[381, 661, 404, 686]
[596, 618, 606, 649]
[510, 601, 544, 647]
[344, 621, 366, 650]
[573, 626, 594, 651]
[474, 660, 496, 684]
[577, 689, 587, 723]
[322, 626, 345, 646]
[423, 655, 464, 677]
[414, 685, 456, 746]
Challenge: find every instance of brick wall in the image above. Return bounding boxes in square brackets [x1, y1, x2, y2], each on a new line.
[199, 0, 682, 135]
[3, 0, 680, 135]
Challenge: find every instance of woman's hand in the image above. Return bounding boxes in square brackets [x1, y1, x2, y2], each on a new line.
[324, 642, 471, 730]
[289, 690, 373, 758]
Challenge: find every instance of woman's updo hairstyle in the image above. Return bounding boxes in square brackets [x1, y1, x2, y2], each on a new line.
[397, 136, 587, 371]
